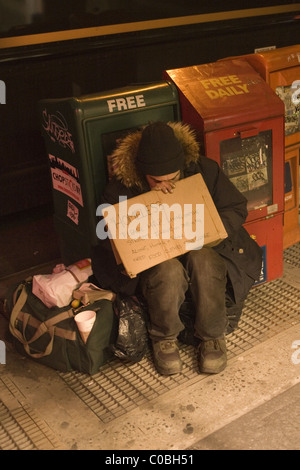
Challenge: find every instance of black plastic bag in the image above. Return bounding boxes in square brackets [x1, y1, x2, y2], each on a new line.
[112, 295, 149, 362]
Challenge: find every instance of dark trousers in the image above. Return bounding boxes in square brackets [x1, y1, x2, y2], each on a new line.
[139, 247, 229, 341]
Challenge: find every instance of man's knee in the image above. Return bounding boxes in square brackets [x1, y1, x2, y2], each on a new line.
[185, 247, 226, 279]
[139, 259, 189, 311]
[144, 258, 187, 285]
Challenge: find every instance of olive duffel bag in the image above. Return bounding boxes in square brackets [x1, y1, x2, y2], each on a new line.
[6, 279, 118, 375]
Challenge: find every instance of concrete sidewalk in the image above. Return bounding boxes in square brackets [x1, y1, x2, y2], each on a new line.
[188, 381, 300, 450]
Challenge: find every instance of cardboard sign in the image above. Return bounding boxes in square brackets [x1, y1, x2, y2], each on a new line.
[102, 174, 227, 278]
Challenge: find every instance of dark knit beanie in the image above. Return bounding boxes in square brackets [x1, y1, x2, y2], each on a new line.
[136, 122, 184, 176]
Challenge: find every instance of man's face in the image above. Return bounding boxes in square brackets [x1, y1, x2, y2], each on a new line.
[145, 170, 181, 194]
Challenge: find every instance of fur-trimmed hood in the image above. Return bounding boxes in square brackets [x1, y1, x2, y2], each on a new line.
[108, 122, 200, 191]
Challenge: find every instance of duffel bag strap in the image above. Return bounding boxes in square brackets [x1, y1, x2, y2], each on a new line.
[9, 283, 74, 359]
[9, 283, 55, 358]
[17, 311, 77, 341]
[9, 282, 29, 342]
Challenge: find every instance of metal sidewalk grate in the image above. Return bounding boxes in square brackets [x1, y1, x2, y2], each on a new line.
[0, 376, 62, 450]
[0, 401, 36, 450]
[283, 242, 300, 268]
[226, 278, 300, 357]
[59, 346, 199, 424]
[59, 275, 300, 424]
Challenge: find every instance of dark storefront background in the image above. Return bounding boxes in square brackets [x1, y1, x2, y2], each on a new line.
[1, 2, 297, 37]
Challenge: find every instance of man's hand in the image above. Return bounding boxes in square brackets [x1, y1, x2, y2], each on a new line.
[152, 180, 176, 194]
[146, 170, 180, 194]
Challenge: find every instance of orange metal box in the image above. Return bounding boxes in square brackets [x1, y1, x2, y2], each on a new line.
[164, 59, 285, 281]
[219, 45, 300, 248]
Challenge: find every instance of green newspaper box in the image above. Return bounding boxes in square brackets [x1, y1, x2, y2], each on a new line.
[39, 81, 180, 264]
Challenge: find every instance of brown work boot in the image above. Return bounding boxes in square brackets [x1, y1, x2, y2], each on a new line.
[197, 336, 227, 374]
[152, 339, 182, 375]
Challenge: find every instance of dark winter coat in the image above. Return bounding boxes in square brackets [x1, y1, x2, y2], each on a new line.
[92, 122, 262, 303]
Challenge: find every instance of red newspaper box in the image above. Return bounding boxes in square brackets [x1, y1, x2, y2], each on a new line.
[164, 59, 285, 283]
[220, 45, 300, 248]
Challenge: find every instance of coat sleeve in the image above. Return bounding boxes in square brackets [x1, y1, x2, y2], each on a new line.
[207, 162, 248, 238]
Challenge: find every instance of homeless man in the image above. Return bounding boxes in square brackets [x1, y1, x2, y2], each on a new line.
[92, 121, 262, 376]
